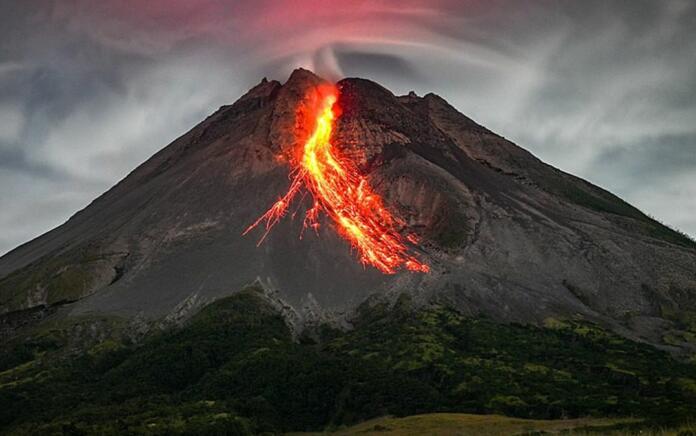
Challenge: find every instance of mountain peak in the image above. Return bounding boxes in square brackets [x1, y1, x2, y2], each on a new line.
[1, 71, 695, 354]
[238, 77, 281, 103]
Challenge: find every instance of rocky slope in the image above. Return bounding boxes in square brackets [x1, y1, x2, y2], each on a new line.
[1, 69, 695, 352]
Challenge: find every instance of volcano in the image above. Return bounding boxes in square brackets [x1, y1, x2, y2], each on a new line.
[1, 69, 695, 352]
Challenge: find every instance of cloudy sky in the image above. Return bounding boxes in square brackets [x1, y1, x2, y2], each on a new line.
[1, 0, 695, 255]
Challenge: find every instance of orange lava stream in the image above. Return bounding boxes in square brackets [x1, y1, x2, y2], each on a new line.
[244, 85, 429, 274]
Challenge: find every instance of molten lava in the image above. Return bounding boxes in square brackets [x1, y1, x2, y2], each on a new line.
[244, 84, 429, 274]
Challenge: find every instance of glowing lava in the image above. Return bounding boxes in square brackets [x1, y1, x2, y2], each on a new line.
[244, 84, 429, 274]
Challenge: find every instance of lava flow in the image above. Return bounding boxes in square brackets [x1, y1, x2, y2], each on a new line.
[244, 84, 429, 274]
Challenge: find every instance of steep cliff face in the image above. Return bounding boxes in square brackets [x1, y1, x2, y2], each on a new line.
[1, 69, 695, 351]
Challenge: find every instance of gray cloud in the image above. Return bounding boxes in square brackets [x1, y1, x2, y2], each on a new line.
[1, 0, 695, 254]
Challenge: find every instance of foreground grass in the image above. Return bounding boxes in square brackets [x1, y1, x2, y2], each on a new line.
[292, 413, 638, 436]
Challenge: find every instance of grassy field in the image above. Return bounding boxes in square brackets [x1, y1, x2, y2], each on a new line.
[292, 413, 696, 436]
[291, 413, 638, 435]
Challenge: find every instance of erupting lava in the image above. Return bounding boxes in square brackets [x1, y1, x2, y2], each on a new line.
[244, 84, 429, 274]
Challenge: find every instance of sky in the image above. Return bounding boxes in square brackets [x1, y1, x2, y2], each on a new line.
[1, 0, 695, 255]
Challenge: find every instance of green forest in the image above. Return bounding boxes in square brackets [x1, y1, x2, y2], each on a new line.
[1, 287, 696, 434]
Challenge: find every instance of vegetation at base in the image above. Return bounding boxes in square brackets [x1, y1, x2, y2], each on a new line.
[1, 289, 696, 434]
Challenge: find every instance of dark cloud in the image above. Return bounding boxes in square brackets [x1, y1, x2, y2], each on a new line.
[1, 0, 695, 254]
[336, 49, 424, 88]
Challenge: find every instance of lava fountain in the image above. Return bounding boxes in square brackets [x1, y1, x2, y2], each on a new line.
[244, 84, 429, 274]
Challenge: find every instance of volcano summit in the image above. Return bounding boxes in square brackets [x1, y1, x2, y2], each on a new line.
[243, 83, 429, 274]
[1, 69, 695, 351]
[3, 69, 696, 433]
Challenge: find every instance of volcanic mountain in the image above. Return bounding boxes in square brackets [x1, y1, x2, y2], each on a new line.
[1, 69, 695, 352]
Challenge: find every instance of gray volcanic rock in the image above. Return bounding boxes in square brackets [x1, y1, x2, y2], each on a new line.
[1, 69, 695, 352]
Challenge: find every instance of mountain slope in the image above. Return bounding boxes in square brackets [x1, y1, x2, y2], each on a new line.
[0, 69, 695, 353]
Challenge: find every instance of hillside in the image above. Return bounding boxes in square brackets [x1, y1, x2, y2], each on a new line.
[0, 69, 695, 355]
[2, 288, 696, 433]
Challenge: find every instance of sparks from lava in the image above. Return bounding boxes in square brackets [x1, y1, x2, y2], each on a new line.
[243, 84, 429, 274]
